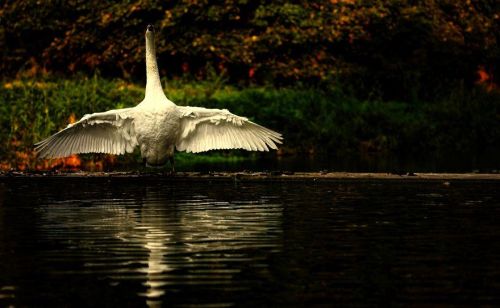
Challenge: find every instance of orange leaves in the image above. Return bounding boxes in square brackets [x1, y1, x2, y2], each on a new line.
[0, 149, 120, 172]
[0, 111, 115, 172]
[0, 148, 84, 172]
[62, 155, 81, 169]
[14, 150, 30, 171]
[330, 0, 356, 4]
[476, 66, 497, 92]
[100, 12, 112, 26]
[68, 113, 77, 124]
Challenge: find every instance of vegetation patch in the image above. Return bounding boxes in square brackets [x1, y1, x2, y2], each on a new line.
[1, 76, 498, 170]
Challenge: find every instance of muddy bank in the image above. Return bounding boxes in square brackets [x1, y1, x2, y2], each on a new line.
[1, 170, 499, 182]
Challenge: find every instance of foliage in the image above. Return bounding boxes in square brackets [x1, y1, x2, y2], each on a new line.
[0, 76, 141, 164]
[1, 1, 499, 100]
[1, 76, 499, 168]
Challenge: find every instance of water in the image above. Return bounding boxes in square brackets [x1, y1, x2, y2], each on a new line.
[1, 178, 500, 306]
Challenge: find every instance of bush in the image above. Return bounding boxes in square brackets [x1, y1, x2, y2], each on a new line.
[1, 1, 499, 101]
[2, 76, 498, 169]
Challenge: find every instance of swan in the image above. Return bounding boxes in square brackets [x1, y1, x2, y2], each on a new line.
[35, 25, 282, 170]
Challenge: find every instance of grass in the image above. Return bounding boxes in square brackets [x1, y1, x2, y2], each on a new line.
[1, 75, 499, 170]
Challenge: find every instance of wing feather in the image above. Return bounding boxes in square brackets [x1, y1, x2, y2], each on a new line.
[35, 108, 138, 159]
[79, 134, 85, 153]
[228, 126, 241, 149]
[252, 130, 266, 151]
[85, 134, 92, 153]
[50, 135, 67, 157]
[67, 135, 76, 156]
[176, 106, 282, 153]
[261, 128, 276, 149]
[104, 136, 109, 154]
[249, 129, 267, 151]
[243, 129, 255, 151]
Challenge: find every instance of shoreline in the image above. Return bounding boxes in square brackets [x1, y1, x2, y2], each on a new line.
[1, 171, 500, 182]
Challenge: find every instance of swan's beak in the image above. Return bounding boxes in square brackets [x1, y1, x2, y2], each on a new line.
[147, 24, 154, 33]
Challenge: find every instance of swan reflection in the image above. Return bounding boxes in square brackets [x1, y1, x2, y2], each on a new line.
[39, 186, 283, 306]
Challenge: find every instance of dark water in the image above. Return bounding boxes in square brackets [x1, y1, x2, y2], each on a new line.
[1, 178, 500, 306]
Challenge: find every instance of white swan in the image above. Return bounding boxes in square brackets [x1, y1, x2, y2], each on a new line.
[35, 25, 282, 169]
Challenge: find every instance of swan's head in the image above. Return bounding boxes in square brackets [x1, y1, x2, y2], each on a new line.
[146, 24, 155, 40]
[145, 24, 156, 52]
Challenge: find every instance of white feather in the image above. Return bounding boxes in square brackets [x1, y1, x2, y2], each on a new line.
[35, 108, 137, 159]
[175, 106, 282, 154]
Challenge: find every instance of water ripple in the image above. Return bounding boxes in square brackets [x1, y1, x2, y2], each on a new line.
[1, 181, 500, 306]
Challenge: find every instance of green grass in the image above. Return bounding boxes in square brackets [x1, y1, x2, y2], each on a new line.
[1, 75, 499, 169]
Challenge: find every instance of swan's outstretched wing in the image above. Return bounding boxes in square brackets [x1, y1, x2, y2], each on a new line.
[35, 108, 138, 158]
[176, 106, 282, 153]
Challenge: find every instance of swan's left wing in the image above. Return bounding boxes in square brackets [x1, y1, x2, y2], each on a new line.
[35, 108, 138, 158]
[176, 106, 282, 153]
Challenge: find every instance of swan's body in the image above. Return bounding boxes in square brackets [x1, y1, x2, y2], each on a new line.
[35, 25, 282, 168]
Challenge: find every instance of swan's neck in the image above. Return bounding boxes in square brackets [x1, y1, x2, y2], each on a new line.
[145, 33, 169, 103]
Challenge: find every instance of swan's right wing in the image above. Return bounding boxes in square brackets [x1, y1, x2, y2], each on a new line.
[35, 108, 138, 159]
[176, 106, 282, 153]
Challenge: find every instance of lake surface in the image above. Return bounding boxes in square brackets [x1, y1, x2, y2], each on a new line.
[1, 178, 499, 306]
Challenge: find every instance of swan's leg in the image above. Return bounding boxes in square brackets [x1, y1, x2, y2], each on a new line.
[160, 156, 174, 176]
[141, 144, 148, 167]
[165, 145, 175, 174]
[169, 156, 175, 174]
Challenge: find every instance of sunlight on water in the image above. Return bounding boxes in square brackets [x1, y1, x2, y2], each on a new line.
[18, 184, 283, 306]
